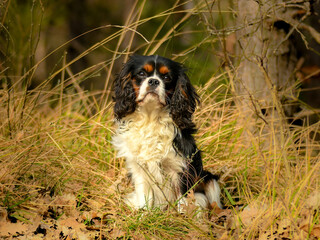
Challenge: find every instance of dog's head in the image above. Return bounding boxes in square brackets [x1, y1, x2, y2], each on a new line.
[113, 55, 199, 129]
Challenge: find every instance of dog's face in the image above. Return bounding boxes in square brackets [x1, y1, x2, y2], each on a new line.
[113, 55, 199, 129]
[130, 55, 181, 106]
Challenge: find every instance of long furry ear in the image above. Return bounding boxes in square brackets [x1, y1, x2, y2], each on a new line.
[170, 72, 199, 130]
[113, 62, 136, 120]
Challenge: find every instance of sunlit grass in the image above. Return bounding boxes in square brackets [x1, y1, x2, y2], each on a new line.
[1, 70, 319, 238]
[1, 0, 319, 239]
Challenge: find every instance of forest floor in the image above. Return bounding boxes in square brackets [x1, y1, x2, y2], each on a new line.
[0, 82, 319, 239]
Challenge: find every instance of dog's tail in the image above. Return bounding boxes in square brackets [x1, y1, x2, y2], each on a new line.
[194, 171, 223, 209]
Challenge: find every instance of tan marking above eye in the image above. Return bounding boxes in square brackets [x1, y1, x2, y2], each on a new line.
[159, 65, 169, 75]
[143, 64, 153, 73]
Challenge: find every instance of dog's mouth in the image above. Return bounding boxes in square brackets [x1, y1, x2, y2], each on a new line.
[137, 92, 165, 106]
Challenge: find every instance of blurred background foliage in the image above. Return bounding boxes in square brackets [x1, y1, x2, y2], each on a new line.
[0, 0, 235, 93]
[1, 0, 320, 116]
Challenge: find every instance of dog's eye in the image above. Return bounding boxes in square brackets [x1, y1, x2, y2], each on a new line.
[137, 71, 146, 77]
[162, 75, 171, 81]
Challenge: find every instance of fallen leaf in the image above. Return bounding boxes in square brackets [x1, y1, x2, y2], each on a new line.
[305, 191, 320, 210]
[105, 169, 116, 179]
[218, 231, 230, 240]
[110, 228, 126, 238]
[311, 225, 320, 238]
[210, 202, 224, 215]
[301, 224, 320, 238]
[59, 217, 84, 231]
[277, 218, 291, 237]
[0, 221, 28, 236]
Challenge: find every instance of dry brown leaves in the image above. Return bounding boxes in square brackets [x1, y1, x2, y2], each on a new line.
[0, 191, 319, 239]
[298, 191, 320, 239]
[213, 191, 320, 240]
[0, 194, 106, 239]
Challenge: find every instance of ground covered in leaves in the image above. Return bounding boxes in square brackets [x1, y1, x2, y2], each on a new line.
[1, 173, 319, 239]
[1, 84, 319, 239]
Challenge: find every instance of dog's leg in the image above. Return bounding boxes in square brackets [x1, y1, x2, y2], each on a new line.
[124, 191, 138, 208]
[201, 171, 222, 209]
[125, 174, 154, 209]
[176, 195, 188, 212]
[125, 175, 146, 209]
[194, 192, 209, 208]
[135, 176, 147, 208]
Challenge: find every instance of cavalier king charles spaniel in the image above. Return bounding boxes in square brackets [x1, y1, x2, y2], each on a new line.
[112, 55, 222, 210]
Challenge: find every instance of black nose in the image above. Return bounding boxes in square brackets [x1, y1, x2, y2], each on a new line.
[148, 78, 160, 87]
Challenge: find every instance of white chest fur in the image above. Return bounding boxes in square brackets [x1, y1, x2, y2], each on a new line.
[112, 104, 186, 208]
[113, 109, 176, 163]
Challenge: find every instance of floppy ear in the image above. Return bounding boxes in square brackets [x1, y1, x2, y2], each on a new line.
[170, 72, 199, 130]
[113, 62, 136, 120]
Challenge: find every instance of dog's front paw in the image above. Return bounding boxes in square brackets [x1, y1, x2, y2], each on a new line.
[124, 192, 139, 209]
[124, 192, 148, 210]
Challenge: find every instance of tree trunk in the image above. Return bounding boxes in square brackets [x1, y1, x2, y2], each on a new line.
[233, 0, 309, 148]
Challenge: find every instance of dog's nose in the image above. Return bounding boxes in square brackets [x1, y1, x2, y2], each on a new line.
[148, 78, 160, 87]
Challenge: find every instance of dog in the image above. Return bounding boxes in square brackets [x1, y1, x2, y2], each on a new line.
[112, 55, 222, 210]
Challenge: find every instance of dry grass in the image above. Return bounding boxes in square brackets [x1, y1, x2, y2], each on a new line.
[1, 0, 320, 239]
[0, 70, 319, 239]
